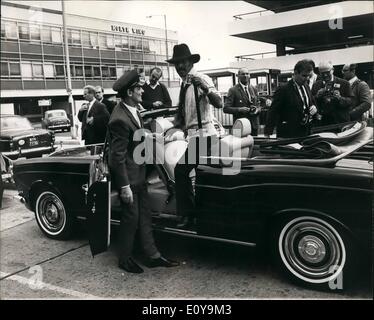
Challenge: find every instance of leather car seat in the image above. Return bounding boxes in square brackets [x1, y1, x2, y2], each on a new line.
[219, 118, 254, 158]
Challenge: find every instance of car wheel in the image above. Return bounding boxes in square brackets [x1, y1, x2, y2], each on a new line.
[273, 215, 353, 290]
[34, 190, 75, 240]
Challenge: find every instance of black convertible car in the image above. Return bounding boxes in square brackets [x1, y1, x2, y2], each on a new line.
[12, 108, 373, 289]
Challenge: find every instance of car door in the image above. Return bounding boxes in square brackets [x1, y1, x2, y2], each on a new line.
[86, 148, 111, 256]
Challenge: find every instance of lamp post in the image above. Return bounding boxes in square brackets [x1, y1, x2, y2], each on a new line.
[62, 0, 77, 139]
[146, 14, 171, 87]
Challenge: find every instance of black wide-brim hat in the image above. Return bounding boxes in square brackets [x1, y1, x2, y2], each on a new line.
[112, 69, 145, 93]
[166, 43, 200, 64]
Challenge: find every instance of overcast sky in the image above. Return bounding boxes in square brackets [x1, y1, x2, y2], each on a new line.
[63, 0, 275, 70]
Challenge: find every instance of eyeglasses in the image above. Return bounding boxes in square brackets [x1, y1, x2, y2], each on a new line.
[95, 91, 102, 94]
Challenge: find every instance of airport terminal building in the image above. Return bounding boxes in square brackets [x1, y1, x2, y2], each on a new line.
[1, 1, 179, 122]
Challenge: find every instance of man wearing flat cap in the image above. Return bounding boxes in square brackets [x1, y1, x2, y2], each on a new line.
[107, 69, 179, 273]
[167, 43, 223, 228]
[312, 61, 353, 125]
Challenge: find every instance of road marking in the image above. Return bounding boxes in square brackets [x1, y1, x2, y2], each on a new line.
[0, 271, 101, 299]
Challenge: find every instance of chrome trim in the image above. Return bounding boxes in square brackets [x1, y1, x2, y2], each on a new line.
[48, 124, 70, 129]
[2, 146, 54, 156]
[154, 227, 257, 247]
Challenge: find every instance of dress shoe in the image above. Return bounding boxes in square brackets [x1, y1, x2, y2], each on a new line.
[146, 256, 180, 268]
[118, 257, 144, 273]
[176, 216, 194, 229]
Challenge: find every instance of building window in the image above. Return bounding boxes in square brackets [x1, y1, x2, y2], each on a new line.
[90, 32, 98, 47]
[130, 37, 142, 50]
[9, 62, 21, 77]
[55, 64, 65, 77]
[18, 24, 29, 40]
[1, 62, 9, 77]
[41, 26, 52, 43]
[44, 63, 54, 78]
[32, 63, 43, 78]
[109, 67, 116, 79]
[30, 25, 41, 41]
[98, 34, 107, 49]
[1, 21, 5, 38]
[69, 29, 81, 45]
[5, 21, 18, 39]
[84, 65, 93, 78]
[75, 65, 84, 78]
[101, 66, 109, 79]
[114, 35, 122, 51]
[106, 34, 115, 49]
[21, 62, 32, 78]
[82, 31, 90, 47]
[51, 27, 62, 43]
[143, 39, 150, 52]
[116, 66, 124, 79]
[93, 66, 101, 78]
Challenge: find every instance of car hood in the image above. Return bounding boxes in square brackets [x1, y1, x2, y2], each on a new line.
[1, 128, 51, 139]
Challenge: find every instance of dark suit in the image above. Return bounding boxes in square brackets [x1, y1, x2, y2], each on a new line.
[349, 78, 372, 121]
[78, 100, 110, 144]
[224, 83, 260, 135]
[101, 98, 116, 115]
[107, 102, 159, 262]
[312, 76, 353, 125]
[265, 79, 315, 138]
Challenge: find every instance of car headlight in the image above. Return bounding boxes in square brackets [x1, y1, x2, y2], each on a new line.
[18, 139, 25, 146]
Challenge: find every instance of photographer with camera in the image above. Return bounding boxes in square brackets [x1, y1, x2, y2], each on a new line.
[224, 68, 261, 136]
[264, 60, 318, 138]
[312, 61, 353, 125]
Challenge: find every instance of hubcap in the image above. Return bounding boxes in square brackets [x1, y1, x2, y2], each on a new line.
[279, 217, 346, 284]
[298, 235, 326, 264]
[36, 192, 66, 234]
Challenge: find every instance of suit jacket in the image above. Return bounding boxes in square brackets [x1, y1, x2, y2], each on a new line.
[224, 83, 260, 129]
[349, 79, 372, 121]
[78, 100, 110, 145]
[107, 102, 146, 191]
[101, 98, 116, 115]
[312, 76, 353, 125]
[264, 79, 315, 138]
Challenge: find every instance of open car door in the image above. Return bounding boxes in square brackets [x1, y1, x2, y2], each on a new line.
[86, 146, 111, 257]
[87, 178, 111, 256]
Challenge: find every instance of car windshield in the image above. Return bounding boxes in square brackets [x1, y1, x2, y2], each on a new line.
[48, 111, 66, 118]
[1, 116, 33, 131]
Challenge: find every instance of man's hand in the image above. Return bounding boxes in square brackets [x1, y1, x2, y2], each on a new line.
[333, 90, 341, 99]
[86, 116, 94, 125]
[191, 75, 210, 94]
[250, 106, 260, 115]
[80, 104, 88, 111]
[152, 101, 163, 108]
[239, 107, 252, 114]
[316, 88, 325, 97]
[120, 186, 133, 204]
[309, 105, 318, 116]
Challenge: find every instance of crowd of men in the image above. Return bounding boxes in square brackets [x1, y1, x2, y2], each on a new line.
[74, 43, 372, 274]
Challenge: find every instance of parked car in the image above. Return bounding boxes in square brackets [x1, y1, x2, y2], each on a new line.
[12, 108, 373, 290]
[0, 114, 55, 160]
[0, 153, 13, 208]
[41, 109, 71, 132]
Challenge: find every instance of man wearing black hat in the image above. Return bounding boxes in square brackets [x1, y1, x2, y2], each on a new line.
[167, 43, 223, 228]
[108, 69, 179, 273]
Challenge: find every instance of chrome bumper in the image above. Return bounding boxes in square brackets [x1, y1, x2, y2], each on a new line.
[2, 146, 54, 157]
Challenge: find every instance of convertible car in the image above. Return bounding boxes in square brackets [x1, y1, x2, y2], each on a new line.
[12, 108, 373, 289]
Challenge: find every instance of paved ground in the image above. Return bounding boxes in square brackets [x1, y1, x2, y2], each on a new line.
[0, 188, 372, 300]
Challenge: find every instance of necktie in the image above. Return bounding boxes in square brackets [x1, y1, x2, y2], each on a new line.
[244, 86, 252, 103]
[179, 83, 190, 123]
[299, 84, 310, 123]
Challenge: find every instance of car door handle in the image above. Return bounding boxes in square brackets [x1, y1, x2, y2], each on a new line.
[82, 183, 88, 203]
